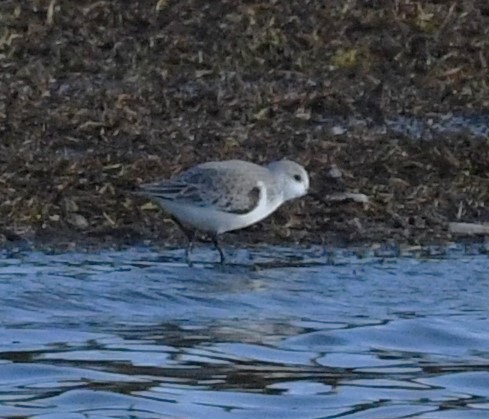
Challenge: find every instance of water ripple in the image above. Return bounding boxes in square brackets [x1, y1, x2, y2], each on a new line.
[0, 245, 488, 417]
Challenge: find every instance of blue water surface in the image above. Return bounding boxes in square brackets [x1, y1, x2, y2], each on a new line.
[0, 244, 488, 418]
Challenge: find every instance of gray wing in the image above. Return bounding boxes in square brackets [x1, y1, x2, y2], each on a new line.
[141, 166, 261, 214]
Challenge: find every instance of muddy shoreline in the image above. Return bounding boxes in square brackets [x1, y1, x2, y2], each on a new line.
[0, 1, 488, 250]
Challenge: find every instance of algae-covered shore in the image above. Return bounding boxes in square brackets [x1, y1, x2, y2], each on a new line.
[0, 1, 488, 250]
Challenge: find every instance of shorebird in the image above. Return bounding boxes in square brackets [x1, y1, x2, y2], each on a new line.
[140, 159, 309, 264]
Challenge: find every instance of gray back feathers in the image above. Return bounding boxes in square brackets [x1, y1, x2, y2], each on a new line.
[140, 160, 277, 214]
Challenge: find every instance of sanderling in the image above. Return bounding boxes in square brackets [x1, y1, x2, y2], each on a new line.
[140, 159, 309, 264]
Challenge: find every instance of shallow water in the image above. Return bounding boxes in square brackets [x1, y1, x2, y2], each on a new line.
[0, 245, 488, 418]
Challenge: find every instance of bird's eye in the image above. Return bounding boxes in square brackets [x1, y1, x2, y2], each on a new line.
[293, 174, 302, 182]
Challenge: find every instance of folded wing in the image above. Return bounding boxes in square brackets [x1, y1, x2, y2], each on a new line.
[141, 167, 261, 215]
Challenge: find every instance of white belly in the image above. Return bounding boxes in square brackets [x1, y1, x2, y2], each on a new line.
[156, 182, 283, 234]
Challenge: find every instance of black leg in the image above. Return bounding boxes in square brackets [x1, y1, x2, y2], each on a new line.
[184, 231, 195, 265]
[211, 235, 225, 264]
[171, 217, 195, 265]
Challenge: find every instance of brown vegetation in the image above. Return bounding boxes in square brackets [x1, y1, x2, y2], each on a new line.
[0, 0, 488, 249]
